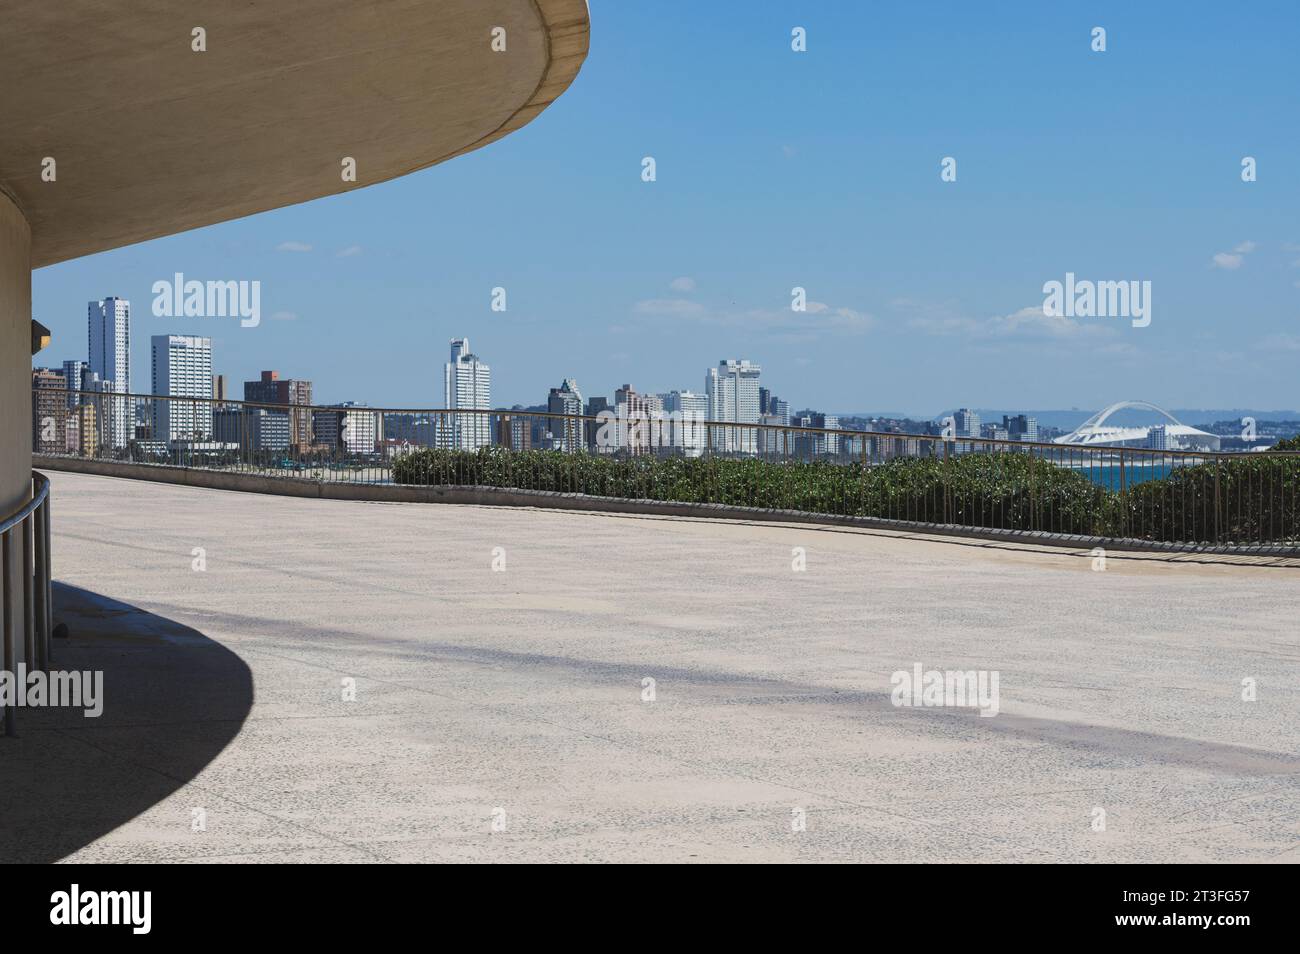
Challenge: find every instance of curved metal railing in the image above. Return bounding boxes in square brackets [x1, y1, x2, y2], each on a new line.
[0, 471, 54, 735]
[29, 387, 1300, 552]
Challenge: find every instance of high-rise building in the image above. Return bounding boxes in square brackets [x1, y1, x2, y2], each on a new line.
[31, 368, 67, 454]
[313, 402, 377, 455]
[759, 386, 771, 416]
[442, 337, 491, 449]
[663, 389, 706, 457]
[213, 406, 290, 452]
[705, 359, 761, 454]
[244, 370, 314, 447]
[953, 408, 980, 438]
[1003, 414, 1039, 442]
[795, 410, 841, 457]
[61, 359, 88, 409]
[87, 297, 131, 447]
[1148, 424, 1170, 450]
[546, 378, 584, 451]
[613, 383, 663, 454]
[757, 413, 790, 457]
[212, 373, 229, 402]
[769, 397, 790, 427]
[584, 396, 610, 451]
[151, 334, 214, 442]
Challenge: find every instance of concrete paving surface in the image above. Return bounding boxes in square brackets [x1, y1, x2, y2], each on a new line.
[10, 471, 1299, 863]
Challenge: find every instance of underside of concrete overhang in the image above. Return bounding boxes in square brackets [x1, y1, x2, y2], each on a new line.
[0, 0, 589, 267]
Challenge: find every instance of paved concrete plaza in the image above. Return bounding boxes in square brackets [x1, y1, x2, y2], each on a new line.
[11, 470, 1299, 862]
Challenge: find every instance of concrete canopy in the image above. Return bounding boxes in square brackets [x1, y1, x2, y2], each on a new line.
[0, 0, 589, 268]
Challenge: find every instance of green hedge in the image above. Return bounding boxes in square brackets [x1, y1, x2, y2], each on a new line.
[392, 447, 1110, 536]
[392, 445, 1300, 545]
[1116, 453, 1300, 543]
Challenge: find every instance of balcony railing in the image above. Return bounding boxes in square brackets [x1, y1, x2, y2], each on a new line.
[0, 472, 54, 735]
[30, 387, 1300, 552]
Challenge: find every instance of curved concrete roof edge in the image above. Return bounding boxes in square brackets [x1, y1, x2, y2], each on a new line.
[447, 0, 591, 163]
[374, 0, 590, 194]
[22, 0, 590, 268]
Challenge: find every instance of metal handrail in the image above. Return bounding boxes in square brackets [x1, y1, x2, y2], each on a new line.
[0, 470, 49, 534]
[31, 388, 1300, 551]
[1, 471, 54, 736]
[32, 386, 1300, 460]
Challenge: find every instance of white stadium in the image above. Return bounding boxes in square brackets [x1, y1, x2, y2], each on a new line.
[1054, 401, 1221, 451]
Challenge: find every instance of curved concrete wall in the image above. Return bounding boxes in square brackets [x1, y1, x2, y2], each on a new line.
[0, 192, 30, 517]
[1, 191, 32, 674]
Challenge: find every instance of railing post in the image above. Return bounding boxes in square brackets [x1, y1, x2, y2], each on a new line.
[42, 489, 53, 665]
[23, 504, 35, 670]
[2, 528, 14, 736]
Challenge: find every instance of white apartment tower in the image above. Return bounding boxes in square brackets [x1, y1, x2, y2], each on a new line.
[663, 389, 707, 458]
[87, 297, 131, 447]
[705, 359, 762, 454]
[151, 334, 214, 442]
[442, 337, 491, 449]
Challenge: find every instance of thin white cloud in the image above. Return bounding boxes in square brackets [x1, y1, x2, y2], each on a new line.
[276, 241, 313, 253]
[904, 303, 1114, 340]
[1259, 333, 1300, 352]
[669, 276, 696, 292]
[634, 298, 707, 317]
[270, 310, 298, 321]
[634, 296, 873, 338]
[1212, 240, 1256, 269]
[336, 245, 362, 258]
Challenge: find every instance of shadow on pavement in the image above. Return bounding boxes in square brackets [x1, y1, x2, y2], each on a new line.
[0, 582, 252, 863]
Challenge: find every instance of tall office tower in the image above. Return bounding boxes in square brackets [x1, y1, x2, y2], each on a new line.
[770, 397, 790, 427]
[663, 389, 706, 458]
[1002, 414, 1038, 442]
[61, 359, 88, 408]
[546, 378, 584, 451]
[705, 359, 761, 454]
[312, 402, 377, 455]
[953, 407, 980, 438]
[31, 368, 68, 454]
[151, 334, 214, 442]
[87, 297, 131, 447]
[614, 383, 662, 454]
[212, 373, 229, 402]
[759, 387, 771, 416]
[794, 410, 841, 458]
[213, 406, 291, 452]
[584, 396, 610, 451]
[757, 413, 789, 457]
[244, 370, 314, 447]
[442, 337, 491, 449]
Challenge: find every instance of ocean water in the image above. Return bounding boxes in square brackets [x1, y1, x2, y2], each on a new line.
[1077, 462, 1174, 489]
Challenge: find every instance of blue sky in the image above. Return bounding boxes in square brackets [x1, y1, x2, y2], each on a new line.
[32, 0, 1300, 415]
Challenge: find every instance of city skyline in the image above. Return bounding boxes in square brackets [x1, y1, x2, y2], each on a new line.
[42, 298, 1287, 456]
[27, 3, 1300, 413]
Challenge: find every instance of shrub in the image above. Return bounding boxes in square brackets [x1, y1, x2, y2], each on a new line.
[392, 447, 1109, 536]
[1117, 453, 1300, 544]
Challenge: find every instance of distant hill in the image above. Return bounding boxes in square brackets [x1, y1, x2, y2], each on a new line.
[834, 409, 1300, 431]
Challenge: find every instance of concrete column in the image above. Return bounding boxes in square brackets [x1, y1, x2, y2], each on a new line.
[1, 191, 32, 673]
